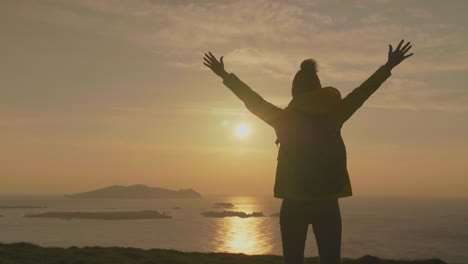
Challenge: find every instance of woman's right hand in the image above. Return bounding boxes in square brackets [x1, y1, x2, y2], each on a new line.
[203, 52, 228, 79]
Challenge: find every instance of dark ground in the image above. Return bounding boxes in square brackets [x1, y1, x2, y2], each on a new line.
[0, 242, 447, 264]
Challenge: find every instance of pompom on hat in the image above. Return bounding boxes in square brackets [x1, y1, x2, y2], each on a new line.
[300, 59, 318, 72]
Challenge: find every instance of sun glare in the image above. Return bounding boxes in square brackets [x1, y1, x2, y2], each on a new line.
[235, 123, 250, 139]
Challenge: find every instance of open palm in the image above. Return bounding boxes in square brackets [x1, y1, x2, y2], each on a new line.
[203, 52, 228, 79]
[386, 40, 414, 69]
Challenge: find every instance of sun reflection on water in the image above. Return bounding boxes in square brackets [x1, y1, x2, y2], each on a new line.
[213, 196, 273, 255]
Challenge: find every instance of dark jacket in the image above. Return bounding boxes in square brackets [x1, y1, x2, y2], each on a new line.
[222, 65, 392, 200]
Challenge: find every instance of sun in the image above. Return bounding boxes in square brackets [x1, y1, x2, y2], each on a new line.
[235, 123, 250, 139]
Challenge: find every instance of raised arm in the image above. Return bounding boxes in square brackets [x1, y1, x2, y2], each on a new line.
[203, 52, 284, 127]
[335, 40, 414, 124]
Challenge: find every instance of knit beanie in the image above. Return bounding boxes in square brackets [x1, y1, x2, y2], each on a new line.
[292, 59, 321, 98]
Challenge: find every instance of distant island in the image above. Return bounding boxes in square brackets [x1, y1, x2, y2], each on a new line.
[0, 243, 447, 264]
[0, 206, 47, 209]
[25, 210, 172, 220]
[212, 202, 235, 208]
[65, 184, 202, 199]
[202, 211, 264, 218]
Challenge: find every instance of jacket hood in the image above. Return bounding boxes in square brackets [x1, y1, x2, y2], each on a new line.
[286, 86, 341, 115]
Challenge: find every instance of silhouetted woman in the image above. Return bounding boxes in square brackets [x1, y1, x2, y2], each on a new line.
[203, 40, 413, 264]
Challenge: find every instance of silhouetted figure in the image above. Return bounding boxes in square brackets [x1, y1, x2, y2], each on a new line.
[203, 40, 413, 264]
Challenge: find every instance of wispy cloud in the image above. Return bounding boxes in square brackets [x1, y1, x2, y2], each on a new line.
[406, 7, 432, 19]
[11, 0, 468, 113]
[369, 78, 468, 113]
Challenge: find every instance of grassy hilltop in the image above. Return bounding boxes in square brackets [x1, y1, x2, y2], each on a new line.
[0, 242, 446, 264]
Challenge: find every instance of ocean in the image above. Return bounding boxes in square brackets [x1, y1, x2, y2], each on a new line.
[0, 195, 467, 264]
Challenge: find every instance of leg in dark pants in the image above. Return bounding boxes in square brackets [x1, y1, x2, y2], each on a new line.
[280, 199, 342, 264]
[280, 200, 309, 264]
[312, 199, 342, 264]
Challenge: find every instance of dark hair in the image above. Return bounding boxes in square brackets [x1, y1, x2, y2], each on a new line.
[292, 59, 321, 98]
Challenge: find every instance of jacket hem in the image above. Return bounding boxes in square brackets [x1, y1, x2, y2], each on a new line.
[273, 193, 353, 200]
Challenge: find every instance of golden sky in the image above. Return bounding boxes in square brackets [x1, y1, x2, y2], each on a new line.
[1, 0, 467, 196]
